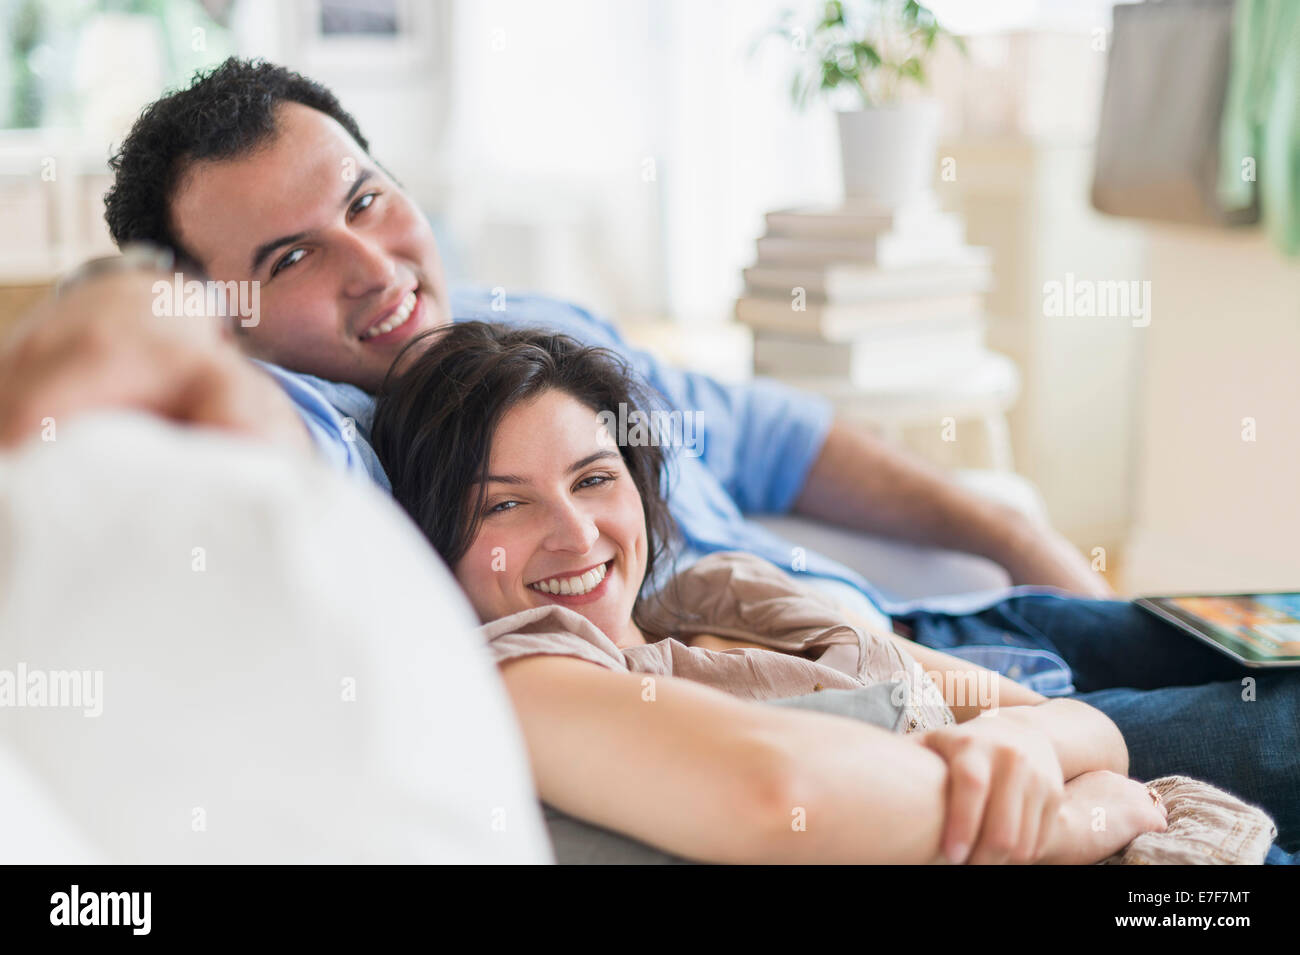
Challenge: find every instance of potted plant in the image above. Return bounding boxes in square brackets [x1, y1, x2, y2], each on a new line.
[762, 0, 964, 207]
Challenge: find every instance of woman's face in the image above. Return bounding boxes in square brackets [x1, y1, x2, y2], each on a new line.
[453, 388, 649, 646]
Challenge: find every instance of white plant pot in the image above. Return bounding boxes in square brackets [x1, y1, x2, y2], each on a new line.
[837, 99, 941, 208]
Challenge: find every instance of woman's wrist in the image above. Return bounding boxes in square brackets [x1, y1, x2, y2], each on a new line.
[1001, 699, 1128, 779]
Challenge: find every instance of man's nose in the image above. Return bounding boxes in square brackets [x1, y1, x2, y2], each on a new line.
[336, 229, 397, 298]
[541, 499, 599, 554]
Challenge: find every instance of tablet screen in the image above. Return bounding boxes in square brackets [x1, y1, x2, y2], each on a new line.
[1142, 593, 1300, 665]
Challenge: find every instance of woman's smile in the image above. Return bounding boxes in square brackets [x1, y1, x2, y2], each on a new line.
[526, 558, 616, 605]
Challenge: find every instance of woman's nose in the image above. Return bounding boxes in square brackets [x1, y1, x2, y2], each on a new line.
[541, 500, 599, 554]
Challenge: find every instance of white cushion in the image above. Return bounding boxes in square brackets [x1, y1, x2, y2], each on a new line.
[0, 413, 551, 863]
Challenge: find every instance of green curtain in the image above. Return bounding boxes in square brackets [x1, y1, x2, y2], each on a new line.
[1219, 0, 1300, 255]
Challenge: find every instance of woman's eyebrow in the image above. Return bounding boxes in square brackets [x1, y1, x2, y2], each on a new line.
[482, 450, 620, 485]
[566, 450, 620, 473]
[248, 168, 376, 273]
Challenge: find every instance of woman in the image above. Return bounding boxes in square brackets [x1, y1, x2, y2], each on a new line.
[371, 322, 1180, 865]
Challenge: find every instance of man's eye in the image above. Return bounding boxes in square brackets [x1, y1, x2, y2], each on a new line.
[271, 247, 306, 277]
[350, 192, 379, 218]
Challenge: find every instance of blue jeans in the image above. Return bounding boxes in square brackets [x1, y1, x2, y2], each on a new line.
[897, 594, 1300, 855]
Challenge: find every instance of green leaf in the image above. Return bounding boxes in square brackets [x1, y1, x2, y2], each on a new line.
[821, 59, 847, 90]
[819, 0, 845, 29]
[855, 41, 881, 68]
[759, 0, 963, 110]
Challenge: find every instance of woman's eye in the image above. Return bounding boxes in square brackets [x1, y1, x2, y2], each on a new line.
[576, 473, 614, 491]
[271, 247, 306, 277]
[487, 500, 518, 515]
[350, 192, 379, 218]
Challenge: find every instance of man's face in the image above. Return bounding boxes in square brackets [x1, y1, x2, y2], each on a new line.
[170, 102, 449, 392]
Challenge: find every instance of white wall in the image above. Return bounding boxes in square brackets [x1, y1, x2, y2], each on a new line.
[433, 0, 842, 321]
[1125, 227, 1300, 594]
[941, 135, 1147, 555]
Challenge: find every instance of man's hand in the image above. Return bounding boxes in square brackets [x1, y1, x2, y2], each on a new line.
[993, 518, 1115, 598]
[921, 714, 1066, 865]
[0, 269, 310, 453]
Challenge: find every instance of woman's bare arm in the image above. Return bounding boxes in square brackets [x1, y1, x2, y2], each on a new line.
[687, 611, 1127, 781]
[879, 629, 1128, 778]
[498, 654, 955, 864]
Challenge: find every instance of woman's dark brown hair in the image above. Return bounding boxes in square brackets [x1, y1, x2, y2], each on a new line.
[370, 321, 678, 608]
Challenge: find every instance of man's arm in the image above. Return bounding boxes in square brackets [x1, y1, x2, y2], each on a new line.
[0, 268, 312, 454]
[794, 421, 1114, 597]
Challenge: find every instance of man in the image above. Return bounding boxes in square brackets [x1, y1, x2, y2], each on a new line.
[3, 58, 1295, 858]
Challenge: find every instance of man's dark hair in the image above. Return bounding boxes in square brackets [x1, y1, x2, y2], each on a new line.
[103, 56, 369, 262]
[371, 322, 680, 622]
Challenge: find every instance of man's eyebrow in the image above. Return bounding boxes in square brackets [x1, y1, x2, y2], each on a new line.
[248, 167, 376, 273]
[482, 450, 620, 485]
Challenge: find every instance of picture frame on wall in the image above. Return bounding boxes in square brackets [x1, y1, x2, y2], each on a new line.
[290, 0, 447, 78]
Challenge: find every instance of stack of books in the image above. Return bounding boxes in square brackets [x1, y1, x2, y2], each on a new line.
[737, 195, 997, 393]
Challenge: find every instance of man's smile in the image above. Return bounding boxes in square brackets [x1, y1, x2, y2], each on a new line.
[359, 287, 423, 343]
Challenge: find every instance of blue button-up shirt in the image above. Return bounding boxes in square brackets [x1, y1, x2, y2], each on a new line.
[258, 287, 1075, 695]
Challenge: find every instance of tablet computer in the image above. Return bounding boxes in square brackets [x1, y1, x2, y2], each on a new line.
[1134, 592, 1300, 668]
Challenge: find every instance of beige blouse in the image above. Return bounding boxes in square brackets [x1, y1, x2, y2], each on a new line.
[478, 550, 955, 733]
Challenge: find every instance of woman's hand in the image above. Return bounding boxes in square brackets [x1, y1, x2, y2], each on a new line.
[1036, 770, 1168, 865]
[920, 714, 1066, 864]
